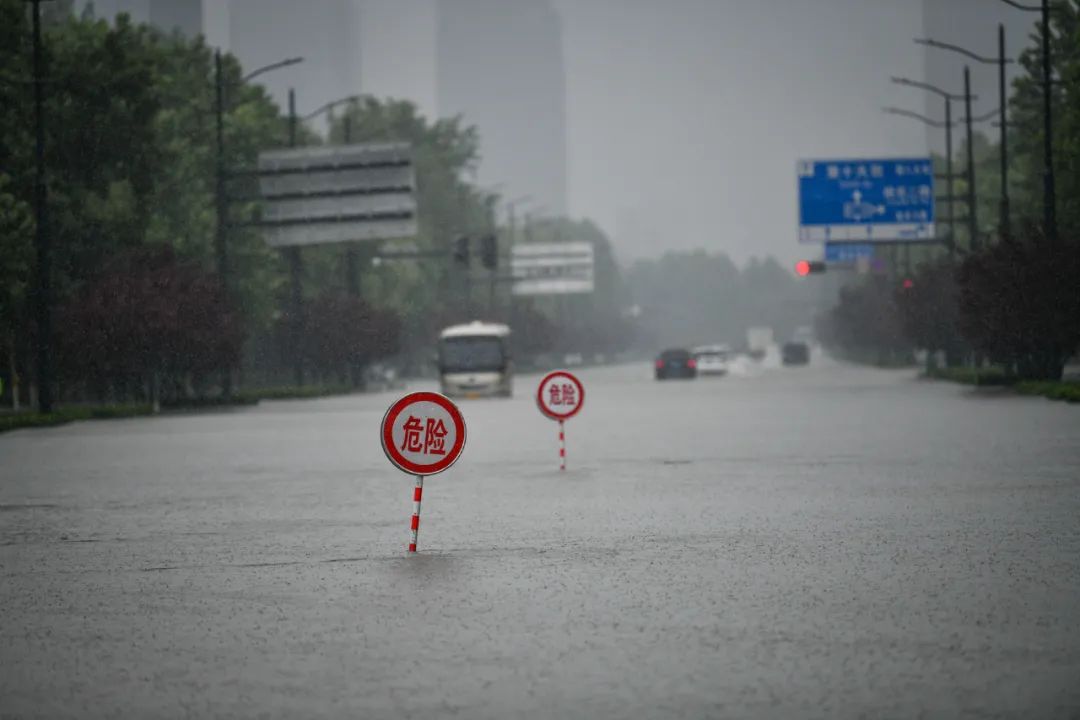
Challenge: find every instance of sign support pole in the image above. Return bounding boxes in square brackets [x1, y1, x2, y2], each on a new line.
[409, 475, 423, 553]
[536, 370, 584, 472]
[381, 391, 466, 555]
[558, 420, 566, 472]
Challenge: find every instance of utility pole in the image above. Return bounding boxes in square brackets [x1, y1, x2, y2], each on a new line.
[29, 0, 53, 413]
[944, 98, 956, 258]
[964, 66, 979, 251]
[214, 51, 228, 285]
[507, 204, 518, 331]
[487, 198, 498, 319]
[1040, 0, 1056, 243]
[998, 24, 1011, 240]
[213, 50, 233, 398]
[287, 88, 304, 387]
[916, 31, 1014, 243]
[342, 115, 360, 297]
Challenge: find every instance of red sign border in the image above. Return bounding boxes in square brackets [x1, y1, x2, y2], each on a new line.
[381, 391, 467, 476]
[536, 370, 585, 421]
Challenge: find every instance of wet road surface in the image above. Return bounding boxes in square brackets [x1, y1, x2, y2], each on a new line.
[2, 361, 1080, 718]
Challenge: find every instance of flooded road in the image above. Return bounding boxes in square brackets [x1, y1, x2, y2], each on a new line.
[3, 361, 1079, 718]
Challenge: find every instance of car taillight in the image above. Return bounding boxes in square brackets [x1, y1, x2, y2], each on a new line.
[655, 359, 664, 369]
[687, 358, 697, 369]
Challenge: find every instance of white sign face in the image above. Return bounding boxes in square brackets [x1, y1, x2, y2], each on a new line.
[257, 142, 418, 248]
[511, 242, 594, 295]
[381, 392, 466, 476]
[536, 370, 585, 421]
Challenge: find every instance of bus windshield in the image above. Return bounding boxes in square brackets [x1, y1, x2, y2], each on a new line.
[439, 336, 506, 372]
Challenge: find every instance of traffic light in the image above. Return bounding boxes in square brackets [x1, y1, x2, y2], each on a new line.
[453, 236, 470, 266]
[480, 234, 497, 270]
[795, 260, 826, 276]
[901, 278, 914, 290]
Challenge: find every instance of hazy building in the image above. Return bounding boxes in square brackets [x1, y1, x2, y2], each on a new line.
[76, 0, 143, 25]
[228, 0, 361, 126]
[358, 0, 438, 120]
[77, 0, 200, 35]
[437, 0, 567, 216]
[149, 0, 202, 36]
[921, 0, 1033, 156]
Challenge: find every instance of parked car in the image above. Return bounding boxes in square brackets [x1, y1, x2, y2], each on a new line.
[655, 348, 697, 380]
[692, 344, 732, 376]
[781, 341, 810, 366]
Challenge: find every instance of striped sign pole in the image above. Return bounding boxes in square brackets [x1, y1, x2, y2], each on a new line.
[537, 370, 585, 473]
[558, 420, 566, 471]
[408, 475, 423, 553]
[381, 392, 467, 555]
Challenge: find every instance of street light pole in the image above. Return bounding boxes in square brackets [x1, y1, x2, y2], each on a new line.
[213, 50, 232, 398]
[343, 114, 360, 297]
[998, 0, 1059, 242]
[888, 77, 975, 257]
[964, 66, 979, 251]
[945, 98, 956, 257]
[916, 32, 1013, 241]
[998, 24, 1010, 239]
[885, 101, 1001, 257]
[287, 88, 304, 387]
[213, 53, 302, 398]
[29, 0, 53, 412]
[282, 91, 363, 386]
[1040, 0, 1056, 243]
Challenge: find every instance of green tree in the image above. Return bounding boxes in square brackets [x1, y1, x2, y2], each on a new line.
[1007, 0, 1079, 233]
[325, 99, 488, 353]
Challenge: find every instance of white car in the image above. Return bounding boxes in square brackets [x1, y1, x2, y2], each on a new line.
[692, 344, 732, 376]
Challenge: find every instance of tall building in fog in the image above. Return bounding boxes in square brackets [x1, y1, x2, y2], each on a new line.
[357, 0, 438, 120]
[149, 0, 201, 36]
[77, 0, 201, 35]
[921, 0, 1032, 155]
[437, 0, 567, 216]
[228, 0, 361, 124]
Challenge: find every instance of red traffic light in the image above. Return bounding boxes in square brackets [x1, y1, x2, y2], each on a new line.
[795, 260, 826, 276]
[902, 278, 914, 290]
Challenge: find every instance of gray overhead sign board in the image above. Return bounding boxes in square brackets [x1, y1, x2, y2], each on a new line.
[511, 242, 595, 295]
[256, 142, 417, 248]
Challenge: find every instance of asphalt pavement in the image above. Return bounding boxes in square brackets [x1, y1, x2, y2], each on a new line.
[2, 359, 1079, 719]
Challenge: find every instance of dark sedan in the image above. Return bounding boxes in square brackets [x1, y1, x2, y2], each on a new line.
[782, 341, 810, 366]
[655, 348, 697, 380]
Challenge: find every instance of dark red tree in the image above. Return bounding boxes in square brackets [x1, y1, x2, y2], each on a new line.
[956, 228, 1080, 380]
[56, 246, 243, 396]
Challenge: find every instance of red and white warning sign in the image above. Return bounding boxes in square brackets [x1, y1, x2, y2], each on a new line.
[381, 391, 466, 553]
[381, 391, 466, 476]
[536, 370, 584, 471]
[536, 370, 585, 421]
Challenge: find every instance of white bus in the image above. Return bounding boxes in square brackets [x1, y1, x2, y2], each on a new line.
[437, 321, 513, 398]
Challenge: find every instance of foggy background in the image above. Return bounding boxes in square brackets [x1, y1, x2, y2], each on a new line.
[75, 0, 1035, 267]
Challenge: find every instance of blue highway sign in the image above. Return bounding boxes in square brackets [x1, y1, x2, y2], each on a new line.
[797, 157, 935, 243]
[824, 242, 874, 264]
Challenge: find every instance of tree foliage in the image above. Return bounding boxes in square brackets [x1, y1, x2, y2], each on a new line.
[956, 227, 1080, 379]
[293, 292, 401, 380]
[56, 246, 243, 395]
[820, 278, 911, 366]
[627, 250, 816, 351]
[894, 258, 963, 365]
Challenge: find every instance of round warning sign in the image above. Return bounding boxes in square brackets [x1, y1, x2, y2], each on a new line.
[536, 370, 585, 421]
[381, 392, 466, 476]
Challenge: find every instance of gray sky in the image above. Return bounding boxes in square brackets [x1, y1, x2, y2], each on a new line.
[88, 1, 1037, 268]
[551, 0, 929, 266]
